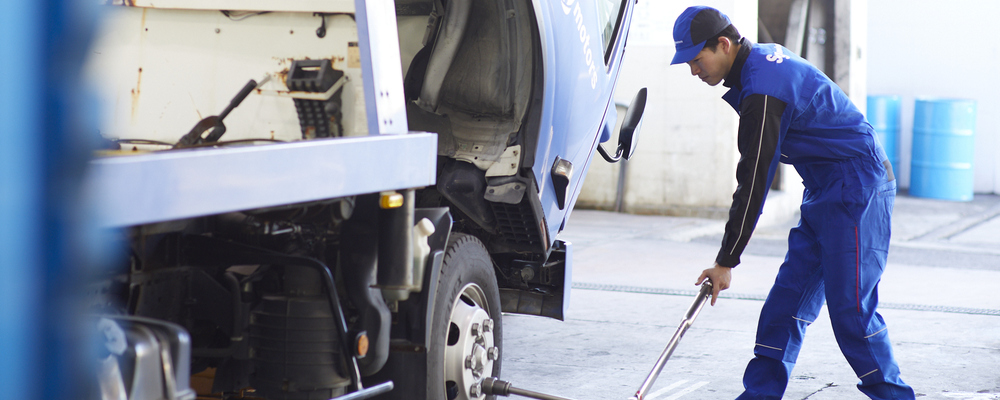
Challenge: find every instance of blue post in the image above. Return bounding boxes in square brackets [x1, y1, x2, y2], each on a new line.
[0, 3, 45, 399]
[0, 0, 101, 398]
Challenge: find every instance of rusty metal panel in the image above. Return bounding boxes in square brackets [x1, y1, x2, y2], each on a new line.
[112, 0, 354, 13]
[83, 7, 368, 144]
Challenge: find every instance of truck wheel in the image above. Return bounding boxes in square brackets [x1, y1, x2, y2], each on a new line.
[428, 233, 502, 400]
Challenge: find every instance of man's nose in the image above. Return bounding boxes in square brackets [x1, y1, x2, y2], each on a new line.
[688, 63, 699, 76]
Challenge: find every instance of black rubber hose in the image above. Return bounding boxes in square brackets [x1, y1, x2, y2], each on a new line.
[179, 235, 362, 390]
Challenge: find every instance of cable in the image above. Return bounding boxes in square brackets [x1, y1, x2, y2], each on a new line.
[221, 11, 270, 21]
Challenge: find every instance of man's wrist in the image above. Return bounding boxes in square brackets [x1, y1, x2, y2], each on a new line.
[715, 250, 740, 268]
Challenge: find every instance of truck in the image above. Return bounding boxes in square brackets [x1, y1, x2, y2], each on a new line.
[82, 0, 646, 399]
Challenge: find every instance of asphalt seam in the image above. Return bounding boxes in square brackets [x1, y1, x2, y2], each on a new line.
[910, 200, 1000, 242]
[572, 282, 1000, 317]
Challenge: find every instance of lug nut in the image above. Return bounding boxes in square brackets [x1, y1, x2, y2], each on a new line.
[470, 382, 482, 397]
[465, 355, 474, 369]
[487, 346, 499, 360]
[471, 323, 480, 337]
[483, 319, 494, 332]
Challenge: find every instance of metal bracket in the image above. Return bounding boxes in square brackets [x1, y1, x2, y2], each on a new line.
[256, 74, 349, 101]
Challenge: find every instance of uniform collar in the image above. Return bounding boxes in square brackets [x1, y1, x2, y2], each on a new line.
[722, 37, 752, 90]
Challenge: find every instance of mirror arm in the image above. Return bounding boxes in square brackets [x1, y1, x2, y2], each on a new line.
[597, 143, 623, 163]
[600, 88, 646, 164]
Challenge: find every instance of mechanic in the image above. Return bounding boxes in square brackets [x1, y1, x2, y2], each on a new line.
[670, 6, 915, 400]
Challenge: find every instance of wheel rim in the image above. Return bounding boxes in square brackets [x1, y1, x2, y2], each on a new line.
[444, 283, 497, 400]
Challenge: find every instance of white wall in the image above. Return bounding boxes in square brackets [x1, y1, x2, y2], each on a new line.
[579, 0, 805, 223]
[867, 0, 999, 194]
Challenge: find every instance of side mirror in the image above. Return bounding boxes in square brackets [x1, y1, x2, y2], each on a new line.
[598, 87, 647, 163]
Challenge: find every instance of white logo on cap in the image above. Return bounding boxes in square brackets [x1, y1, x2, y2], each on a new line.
[675, 40, 683, 45]
[766, 48, 791, 64]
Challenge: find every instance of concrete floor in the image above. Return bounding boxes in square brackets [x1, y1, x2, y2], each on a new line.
[499, 193, 1000, 400]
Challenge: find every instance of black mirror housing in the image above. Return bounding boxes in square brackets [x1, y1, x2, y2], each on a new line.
[597, 87, 647, 163]
[618, 87, 646, 160]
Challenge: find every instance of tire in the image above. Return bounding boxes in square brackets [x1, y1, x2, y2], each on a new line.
[427, 233, 503, 400]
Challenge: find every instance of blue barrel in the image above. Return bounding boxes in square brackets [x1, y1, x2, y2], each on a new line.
[910, 98, 977, 201]
[867, 95, 901, 170]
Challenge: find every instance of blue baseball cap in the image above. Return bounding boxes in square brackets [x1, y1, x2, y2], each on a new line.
[670, 6, 732, 65]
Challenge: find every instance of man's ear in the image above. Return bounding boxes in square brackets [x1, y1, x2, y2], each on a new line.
[719, 36, 733, 54]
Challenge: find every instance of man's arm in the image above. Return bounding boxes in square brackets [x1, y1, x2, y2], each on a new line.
[715, 93, 787, 268]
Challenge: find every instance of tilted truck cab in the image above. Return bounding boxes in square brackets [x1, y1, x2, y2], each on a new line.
[82, 0, 645, 399]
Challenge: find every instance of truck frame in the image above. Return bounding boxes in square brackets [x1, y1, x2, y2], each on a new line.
[82, 0, 645, 399]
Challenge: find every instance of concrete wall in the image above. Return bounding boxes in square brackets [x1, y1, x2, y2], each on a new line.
[867, 1, 999, 194]
[578, 0, 805, 224]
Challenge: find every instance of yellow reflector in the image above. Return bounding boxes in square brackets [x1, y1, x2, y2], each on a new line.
[380, 192, 404, 209]
[356, 334, 370, 357]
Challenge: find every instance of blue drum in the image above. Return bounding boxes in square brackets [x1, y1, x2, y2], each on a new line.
[867, 95, 901, 170]
[910, 98, 977, 201]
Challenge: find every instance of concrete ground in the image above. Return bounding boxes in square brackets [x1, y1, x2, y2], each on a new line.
[499, 192, 1000, 400]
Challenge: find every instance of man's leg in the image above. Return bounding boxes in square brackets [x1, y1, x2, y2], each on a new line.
[819, 179, 914, 400]
[737, 216, 826, 400]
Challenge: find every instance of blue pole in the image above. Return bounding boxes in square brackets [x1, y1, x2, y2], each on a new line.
[0, 0, 101, 398]
[0, 1, 45, 398]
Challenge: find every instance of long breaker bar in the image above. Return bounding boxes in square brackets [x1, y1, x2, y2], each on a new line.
[482, 378, 577, 400]
[482, 282, 714, 400]
[629, 281, 713, 400]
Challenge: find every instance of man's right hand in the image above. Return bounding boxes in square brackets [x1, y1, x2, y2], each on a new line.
[696, 263, 732, 306]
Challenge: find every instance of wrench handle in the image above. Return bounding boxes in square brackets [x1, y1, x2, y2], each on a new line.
[217, 79, 258, 121]
[631, 281, 713, 400]
[482, 378, 578, 400]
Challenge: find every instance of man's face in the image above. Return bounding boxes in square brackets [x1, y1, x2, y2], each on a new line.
[686, 45, 730, 86]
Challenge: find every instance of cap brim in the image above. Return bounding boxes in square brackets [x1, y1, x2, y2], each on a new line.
[670, 41, 706, 65]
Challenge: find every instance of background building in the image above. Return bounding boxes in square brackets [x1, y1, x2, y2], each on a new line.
[579, 0, 998, 220]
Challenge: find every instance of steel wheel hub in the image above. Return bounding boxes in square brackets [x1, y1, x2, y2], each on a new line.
[444, 283, 497, 400]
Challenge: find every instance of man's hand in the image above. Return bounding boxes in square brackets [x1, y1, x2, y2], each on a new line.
[696, 263, 732, 306]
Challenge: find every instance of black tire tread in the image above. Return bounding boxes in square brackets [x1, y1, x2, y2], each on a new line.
[427, 233, 502, 400]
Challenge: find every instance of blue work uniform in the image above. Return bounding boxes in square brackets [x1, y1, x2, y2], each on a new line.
[717, 38, 915, 400]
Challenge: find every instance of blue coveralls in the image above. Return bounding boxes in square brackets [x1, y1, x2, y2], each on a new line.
[716, 40, 915, 399]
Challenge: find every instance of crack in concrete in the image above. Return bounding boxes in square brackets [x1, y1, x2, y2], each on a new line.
[800, 382, 836, 399]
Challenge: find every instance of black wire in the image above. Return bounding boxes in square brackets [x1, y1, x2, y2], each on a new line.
[315, 12, 356, 22]
[314, 13, 327, 38]
[115, 138, 174, 146]
[167, 138, 286, 151]
[221, 10, 271, 21]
